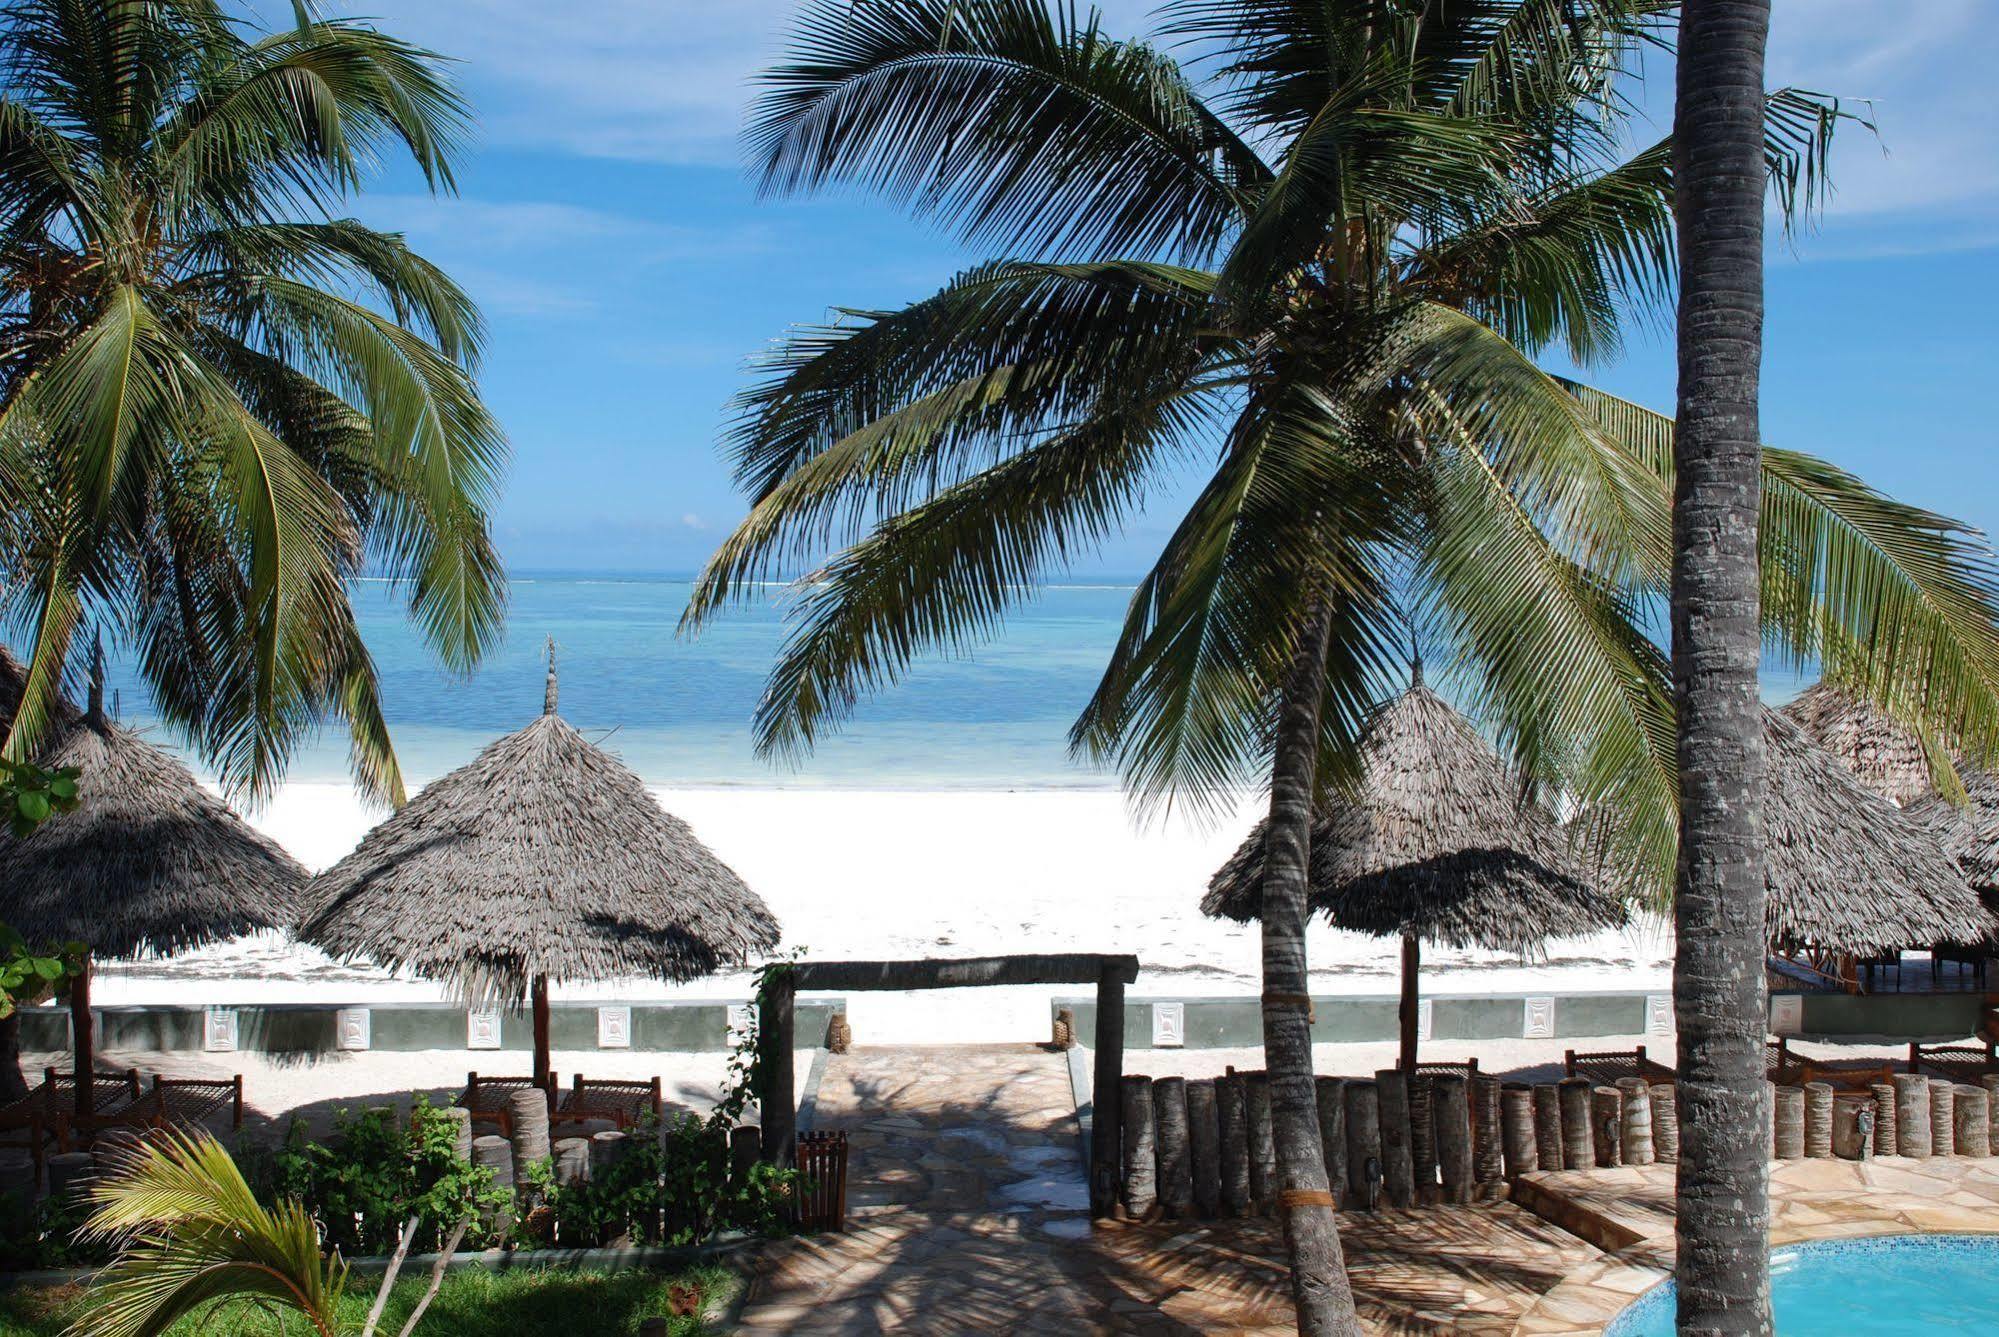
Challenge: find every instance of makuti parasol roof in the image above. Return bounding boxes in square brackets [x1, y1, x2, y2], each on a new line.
[1905, 767, 1999, 895]
[1202, 682, 1626, 953]
[1761, 707, 1990, 951]
[0, 645, 304, 957]
[1781, 682, 1934, 807]
[299, 652, 780, 1002]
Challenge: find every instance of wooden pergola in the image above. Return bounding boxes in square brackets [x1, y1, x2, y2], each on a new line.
[754, 952, 1141, 1217]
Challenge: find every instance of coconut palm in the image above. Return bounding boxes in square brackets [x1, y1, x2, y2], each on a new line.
[0, 0, 506, 804]
[1668, 0, 1776, 1329]
[689, 2, 1999, 1327]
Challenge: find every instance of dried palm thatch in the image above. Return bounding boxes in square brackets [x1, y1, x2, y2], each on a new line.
[1202, 683, 1625, 952]
[0, 647, 303, 957]
[1781, 682, 1935, 806]
[1906, 768, 1999, 893]
[299, 654, 779, 1004]
[1762, 708, 1990, 951]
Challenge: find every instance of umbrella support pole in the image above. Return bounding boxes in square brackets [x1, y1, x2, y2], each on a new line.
[71, 951, 94, 1117]
[531, 975, 551, 1094]
[1398, 935, 1420, 1073]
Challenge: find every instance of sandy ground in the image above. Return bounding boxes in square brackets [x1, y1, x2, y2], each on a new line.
[75, 784, 1673, 1045]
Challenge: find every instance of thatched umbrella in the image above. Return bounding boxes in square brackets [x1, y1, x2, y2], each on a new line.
[0, 644, 304, 1112]
[1203, 677, 1626, 1073]
[299, 645, 779, 1088]
[1760, 708, 1991, 953]
[1781, 682, 1934, 806]
[1905, 769, 1999, 896]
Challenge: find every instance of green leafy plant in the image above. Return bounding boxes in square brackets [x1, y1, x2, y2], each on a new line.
[0, 1187, 103, 1270]
[0, 922, 83, 1020]
[0, 758, 80, 838]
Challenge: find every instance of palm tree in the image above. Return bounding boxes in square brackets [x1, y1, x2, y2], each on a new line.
[1669, 0, 1775, 1329]
[689, 2, 1999, 1326]
[0, 0, 506, 805]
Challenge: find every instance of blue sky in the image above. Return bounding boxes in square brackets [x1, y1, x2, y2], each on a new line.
[302, 1, 1997, 576]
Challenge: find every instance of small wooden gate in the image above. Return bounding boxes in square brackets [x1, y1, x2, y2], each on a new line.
[794, 1130, 850, 1232]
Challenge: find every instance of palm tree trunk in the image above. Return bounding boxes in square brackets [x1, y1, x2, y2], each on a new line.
[1262, 594, 1361, 1336]
[1670, 2, 1773, 1331]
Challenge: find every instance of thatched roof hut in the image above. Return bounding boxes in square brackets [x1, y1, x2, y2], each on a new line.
[1781, 682, 1933, 807]
[1906, 768, 1999, 894]
[299, 647, 779, 1084]
[1203, 680, 1625, 1070]
[1761, 708, 1989, 952]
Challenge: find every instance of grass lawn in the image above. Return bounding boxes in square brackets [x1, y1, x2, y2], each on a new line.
[0, 1263, 737, 1336]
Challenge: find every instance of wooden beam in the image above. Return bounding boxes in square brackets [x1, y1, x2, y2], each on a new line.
[530, 975, 551, 1093]
[71, 951, 93, 1117]
[793, 953, 1140, 992]
[758, 972, 797, 1167]
[1089, 962, 1125, 1218]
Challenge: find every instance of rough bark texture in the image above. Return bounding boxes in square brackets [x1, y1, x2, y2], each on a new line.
[1929, 1081, 1956, 1157]
[1771, 1085, 1803, 1161]
[1154, 1077, 1196, 1217]
[1960, 1086, 1993, 1158]
[1410, 1073, 1439, 1196]
[1260, 597, 1361, 1333]
[1247, 1071, 1278, 1216]
[1893, 1073, 1932, 1158]
[1830, 1095, 1872, 1161]
[757, 973, 797, 1170]
[1342, 1079, 1382, 1211]
[0, 1015, 26, 1104]
[1189, 1078, 1224, 1217]
[1121, 1075, 1159, 1218]
[1871, 1082, 1899, 1157]
[1315, 1076, 1347, 1210]
[1534, 1084, 1566, 1171]
[1375, 1069, 1416, 1207]
[1671, 1, 1775, 1328]
[1558, 1077, 1593, 1170]
[1090, 967, 1126, 1215]
[1651, 1085, 1682, 1165]
[1802, 1083, 1833, 1159]
[1472, 1074, 1504, 1190]
[1983, 1075, 1999, 1150]
[1592, 1087, 1623, 1168]
[1500, 1084, 1538, 1178]
[1219, 1072, 1252, 1216]
[1618, 1078, 1656, 1167]
[1433, 1073, 1474, 1204]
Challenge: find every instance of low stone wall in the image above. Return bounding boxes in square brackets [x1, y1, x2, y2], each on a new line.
[15, 999, 847, 1056]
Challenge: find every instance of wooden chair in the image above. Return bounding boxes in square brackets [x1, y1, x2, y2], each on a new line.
[456, 1072, 558, 1136]
[1565, 1045, 1675, 1086]
[794, 1130, 849, 1233]
[39, 1068, 145, 1150]
[1909, 1038, 1999, 1084]
[0, 1084, 54, 1185]
[553, 1075, 662, 1131]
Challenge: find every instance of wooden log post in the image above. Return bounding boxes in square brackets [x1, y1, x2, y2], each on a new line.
[1314, 1076, 1346, 1210]
[1499, 1083, 1537, 1179]
[1871, 1082, 1899, 1158]
[472, 1135, 515, 1231]
[1959, 1085, 1992, 1158]
[1591, 1087, 1622, 1168]
[1375, 1069, 1416, 1209]
[1772, 1084, 1805, 1160]
[1471, 1074, 1504, 1194]
[757, 970, 797, 1170]
[1556, 1077, 1592, 1170]
[1984, 1074, 1999, 1153]
[1245, 1071, 1278, 1217]
[1153, 1077, 1195, 1218]
[46, 1152, 92, 1203]
[588, 1129, 628, 1181]
[555, 1136, 592, 1187]
[1649, 1085, 1680, 1165]
[1089, 965, 1126, 1218]
[1930, 1080, 1956, 1157]
[1119, 1075, 1158, 1219]
[1893, 1073, 1931, 1158]
[1830, 1095, 1873, 1161]
[1342, 1079, 1383, 1211]
[438, 1105, 474, 1163]
[1616, 1077, 1654, 1167]
[505, 1087, 552, 1175]
[1217, 1072, 1251, 1217]
[1407, 1072, 1438, 1198]
[1533, 1085, 1564, 1171]
[1432, 1073, 1473, 1205]
[1802, 1082, 1834, 1159]
[1187, 1079, 1223, 1217]
[728, 1125, 762, 1190]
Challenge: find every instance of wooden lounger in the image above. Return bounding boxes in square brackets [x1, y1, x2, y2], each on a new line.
[1411, 1057, 1480, 1081]
[1565, 1045, 1675, 1085]
[61, 1072, 242, 1147]
[1910, 1039, 1999, 1084]
[1769, 1038, 1898, 1091]
[457, 1072, 558, 1135]
[38, 1068, 145, 1150]
[553, 1075, 662, 1131]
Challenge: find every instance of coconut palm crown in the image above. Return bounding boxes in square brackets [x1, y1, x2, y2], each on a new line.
[686, 0, 1999, 900]
[0, 0, 507, 804]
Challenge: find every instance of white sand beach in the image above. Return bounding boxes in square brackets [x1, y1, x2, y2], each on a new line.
[78, 782, 1673, 1045]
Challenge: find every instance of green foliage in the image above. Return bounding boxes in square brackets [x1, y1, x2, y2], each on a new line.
[0, 1189, 101, 1271]
[0, 759, 79, 838]
[0, 923, 84, 1019]
[270, 1098, 511, 1256]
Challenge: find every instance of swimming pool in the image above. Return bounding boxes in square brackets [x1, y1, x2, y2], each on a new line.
[1604, 1234, 1999, 1334]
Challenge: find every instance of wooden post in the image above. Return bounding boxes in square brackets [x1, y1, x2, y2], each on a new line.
[1217, 1071, 1251, 1216]
[1314, 1076, 1346, 1210]
[1089, 965, 1125, 1218]
[1342, 1079, 1382, 1211]
[1929, 1080, 1956, 1156]
[1153, 1076, 1194, 1217]
[1772, 1084, 1804, 1159]
[531, 974, 552, 1094]
[1119, 1075, 1158, 1218]
[1616, 1077, 1655, 1166]
[1499, 1084, 1537, 1178]
[1471, 1074, 1504, 1191]
[1870, 1081, 1898, 1157]
[1432, 1073, 1473, 1204]
[1802, 1082, 1834, 1159]
[1533, 1085, 1564, 1171]
[1984, 1074, 1999, 1152]
[1556, 1078, 1592, 1170]
[505, 1087, 551, 1172]
[71, 951, 93, 1117]
[1398, 933, 1421, 1074]
[1187, 1079, 1222, 1217]
[1408, 1072, 1438, 1198]
[1591, 1087, 1622, 1167]
[757, 971, 797, 1168]
[1956, 1085, 1990, 1157]
[1375, 1069, 1415, 1208]
[1892, 1073, 1930, 1157]
[555, 1136, 593, 1187]
[1830, 1095, 1873, 1161]
[1650, 1084, 1680, 1164]
[1245, 1071, 1278, 1216]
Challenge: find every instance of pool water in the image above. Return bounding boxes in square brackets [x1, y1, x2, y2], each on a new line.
[1605, 1235, 1999, 1333]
